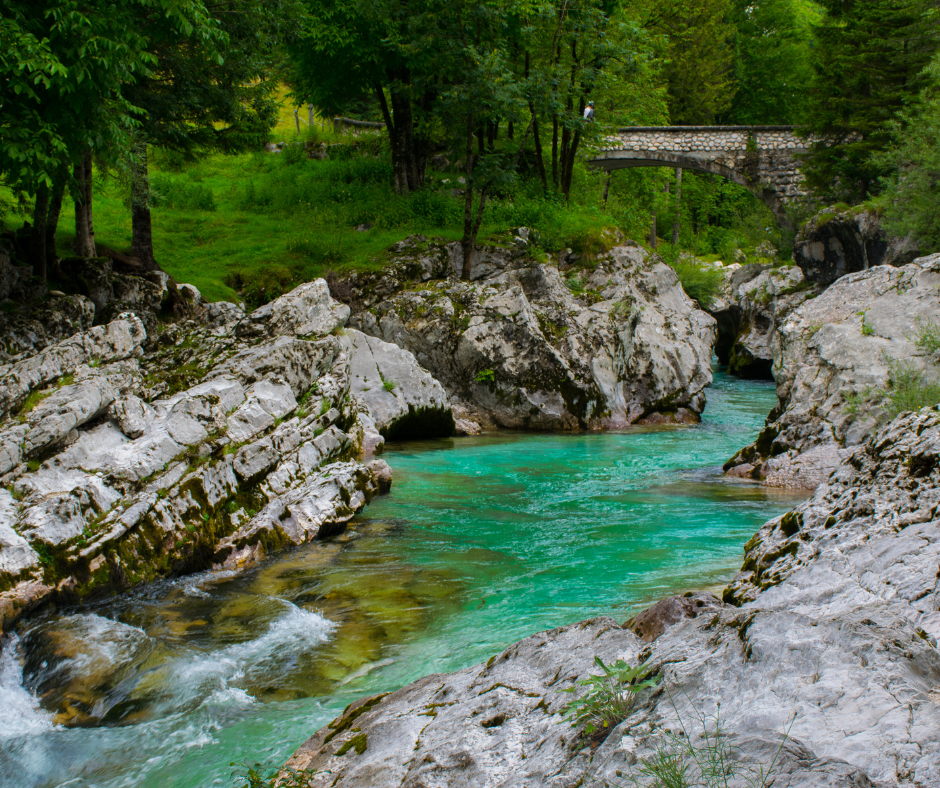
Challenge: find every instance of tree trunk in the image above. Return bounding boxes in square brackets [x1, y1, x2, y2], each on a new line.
[561, 128, 582, 202]
[131, 145, 159, 270]
[31, 188, 49, 279]
[507, 120, 514, 141]
[551, 115, 559, 188]
[531, 112, 547, 193]
[650, 211, 657, 249]
[462, 112, 477, 281]
[672, 168, 682, 246]
[376, 85, 427, 195]
[602, 172, 611, 210]
[73, 152, 96, 256]
[45, 180, 65, 277]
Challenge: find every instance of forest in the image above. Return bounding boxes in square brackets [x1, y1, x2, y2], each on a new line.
[1, 0, 939, 301]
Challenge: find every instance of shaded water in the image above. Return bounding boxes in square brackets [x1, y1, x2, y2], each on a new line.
[0, 371, 805, 788]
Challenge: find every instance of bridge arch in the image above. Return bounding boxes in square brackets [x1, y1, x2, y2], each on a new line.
[588, 126, 807, 229]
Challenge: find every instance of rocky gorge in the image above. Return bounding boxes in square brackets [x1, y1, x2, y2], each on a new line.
[1, 225, 939, 788]
[285, 404, 940, 788]
[0, 233, 718, 640]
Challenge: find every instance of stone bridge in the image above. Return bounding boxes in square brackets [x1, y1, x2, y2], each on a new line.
[589, 126, 808, 226]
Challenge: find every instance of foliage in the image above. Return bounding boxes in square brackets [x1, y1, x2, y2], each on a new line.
[640, 0, 736, 125]
[475, 369, 496, 383]
[878, 56, 940, 252]
[801, 0, 940, 202]
[560, 657, 659, 738]
[720, 0, 817, 124]
[913, 317, 940, 357]
[624, 701, 794, 788]
[0, 0, 215, 194]
[846, 355, 940, 424]
[382, 379, 396, 392]
[232, 762, 328, 788]
[662, 251, 725, 309]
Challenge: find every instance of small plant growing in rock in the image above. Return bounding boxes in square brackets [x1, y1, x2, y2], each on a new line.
[383, 380, 396, 392]
[475, 368, 496, 383]
[232, 761, 329, 788]
[857, 310, 875, 337]
[559, 657, 659, 738]
[620, 701, 795, 788]
[913, 316, 940, 356]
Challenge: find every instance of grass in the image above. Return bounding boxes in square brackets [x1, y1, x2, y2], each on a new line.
[3, 85, 791, 307]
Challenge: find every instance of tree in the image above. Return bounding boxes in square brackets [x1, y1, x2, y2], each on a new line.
[641, 0, 736, 125]
[720, 0, 817, 124]
[879, 56, 940, 251]
[802, 0, 940, 202]
[0, 0, 216, 277]
[288, 0, 441, 195]
[122, 0, 298, 269]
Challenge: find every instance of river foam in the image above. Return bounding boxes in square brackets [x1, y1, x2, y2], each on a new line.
[0, 635, 56, 740]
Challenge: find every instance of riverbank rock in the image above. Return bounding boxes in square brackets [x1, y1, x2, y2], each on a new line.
[725, 254, 940, 488]
[345, 328, 454, 443]
[346, 235, 716, 429]
[793, 207, 920, 286]
[285, 405, 940, 788]
[710, 263, 821, 379]
[0, 279, 416, 638]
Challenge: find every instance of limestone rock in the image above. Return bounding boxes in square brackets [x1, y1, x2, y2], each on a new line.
[0, 316, 147, 417]
[726, 254, 940, 488]
[348, 237, 715, 429]
[794, 207, 920, 286]
[624, 591, 722, 642]
[345, 328, 454, 439]
[710, 263, 820, 379]
[286, 405, 940, 788]
[236, 279, 350, 339]
[0, 278, 393, 639]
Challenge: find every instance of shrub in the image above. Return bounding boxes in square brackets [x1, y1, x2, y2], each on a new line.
[560, 656, 659, 738]
[667, 255, 724, 309]
[913, 316, 940, 356]
[846, 355, 940, 423]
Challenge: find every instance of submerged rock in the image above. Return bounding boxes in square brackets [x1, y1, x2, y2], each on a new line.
[726, 253, 940, 488]
[347, 235, 716, 429]
[285, 405, 940, 788]
[0, 279, 414, 638]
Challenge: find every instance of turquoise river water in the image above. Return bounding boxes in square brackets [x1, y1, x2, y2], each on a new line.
[0, 370, 805, 788]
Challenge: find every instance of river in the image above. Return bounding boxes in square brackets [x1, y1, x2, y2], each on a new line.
[0, 369, 805, 788]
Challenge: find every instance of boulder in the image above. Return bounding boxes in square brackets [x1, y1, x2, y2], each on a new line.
[345, 328, 454, 440]
[0, 278, 394, 640]
[794, 207, 920, 286]
[236, 279, 350, 339]
[285, 406, 940, 788]
[348, 237, 716, 429]
[709, 264, 820, 380]
[726, 254, 940, 488]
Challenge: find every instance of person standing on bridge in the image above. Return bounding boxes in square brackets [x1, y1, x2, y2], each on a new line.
[583, 101, 595, 122]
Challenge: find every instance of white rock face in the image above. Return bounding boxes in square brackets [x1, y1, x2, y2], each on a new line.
[726, 254, 940, 488]
[348, 237, 715, 430]
[0, 279, 401, 638]
[345, 328, 453, 438]
[236, 279, 350, 339]
[286, 406, 940, 788]
[710, 263, 819, 379]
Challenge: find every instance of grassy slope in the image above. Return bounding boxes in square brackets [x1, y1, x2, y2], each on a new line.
[3, 89, 781, 306]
